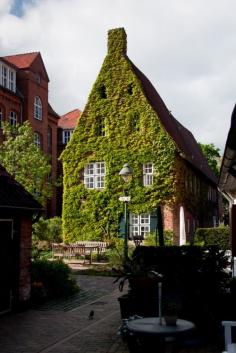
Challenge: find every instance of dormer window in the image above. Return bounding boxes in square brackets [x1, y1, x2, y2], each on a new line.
[0, 62, 16, 92]
[34, 96, 42, 120]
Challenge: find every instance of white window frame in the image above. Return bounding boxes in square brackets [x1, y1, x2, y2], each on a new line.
[34, 96, 42, 120]
[84, 162, 106, 189]
[62, 129, 73, 144]
[34, 132, 41, 148]
[0, 63, 16, 92]
[130, 213, 150, 238]
[143, 163, 153, 186]
[9, 111, 17, 126]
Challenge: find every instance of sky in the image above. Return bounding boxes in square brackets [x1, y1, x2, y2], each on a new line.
[0, 0, 236, 152]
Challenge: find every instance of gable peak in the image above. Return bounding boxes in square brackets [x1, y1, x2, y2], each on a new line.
[108, 27, 127, 55]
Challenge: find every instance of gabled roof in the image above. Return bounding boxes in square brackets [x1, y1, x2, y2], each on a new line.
[2, 52, 49, 82]
[0, 164, 43, 211]
[58, 109, 81, 129]
[129, 60, 217, 184]
[3, 52, 39, 69]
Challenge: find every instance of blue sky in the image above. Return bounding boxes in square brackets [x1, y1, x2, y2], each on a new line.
[1, 0, 236, 152]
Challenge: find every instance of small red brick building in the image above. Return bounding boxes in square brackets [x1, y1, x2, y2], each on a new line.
[0, 164, 42, 314]
[0, 52, 59, 216]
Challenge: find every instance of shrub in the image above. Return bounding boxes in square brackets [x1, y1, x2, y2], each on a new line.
[31, 259, 79, 303]
[144, 230, 173, 246]
[194, 225, 230, 249]
[32, 217, 62, 243]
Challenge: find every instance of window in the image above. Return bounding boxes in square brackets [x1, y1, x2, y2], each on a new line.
[62, 129, 73, 144]
[2, 66, 7, 87]
[97, 117, 105, 136]
[34, 132, 42, 148]
[34, 96, 42, 120]
[84, 162, 105, 189]
[0, 64, 16, 92]
[130, 213, 150, 238]
[143, 163, 153, 186]
[98, 84, 107, 99]
[9, 111, 17, 126]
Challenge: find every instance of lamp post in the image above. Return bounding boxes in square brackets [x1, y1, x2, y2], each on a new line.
[119, 163, 133, 267]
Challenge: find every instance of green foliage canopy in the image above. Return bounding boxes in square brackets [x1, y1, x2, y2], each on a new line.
[199, 142, 221, 176]
[0, 122, 52, 206]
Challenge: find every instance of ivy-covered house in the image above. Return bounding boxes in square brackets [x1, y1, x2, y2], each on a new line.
[61, 28, 218, 244]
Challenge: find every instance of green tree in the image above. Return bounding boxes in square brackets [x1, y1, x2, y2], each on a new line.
[0, 122, 52, 206]
[199, 143, 221, 176]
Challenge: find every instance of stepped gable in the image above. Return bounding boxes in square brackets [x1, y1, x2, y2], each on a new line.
[0, 164, 43, 210]
[129, 60, 217, 184]
[58, 109, 81, 129]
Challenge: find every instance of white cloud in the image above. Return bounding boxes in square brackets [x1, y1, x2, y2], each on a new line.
[1, 0, 236, 152]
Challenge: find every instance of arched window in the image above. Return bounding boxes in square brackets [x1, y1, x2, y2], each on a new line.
[34, 96, 42, 120]
[34, 132, 42, 148]
[9, 111, 17, 126]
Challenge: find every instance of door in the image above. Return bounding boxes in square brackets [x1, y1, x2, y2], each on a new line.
[0, 220, 13, 314]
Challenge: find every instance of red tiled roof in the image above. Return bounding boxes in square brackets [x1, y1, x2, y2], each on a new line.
[58, 109, 81, 129]
[130, 60, 217, 184]
[2, 52, 39, 69]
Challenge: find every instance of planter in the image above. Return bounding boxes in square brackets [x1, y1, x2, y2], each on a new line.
[118, 293, 157, 319]
[164, 315, 178, 326]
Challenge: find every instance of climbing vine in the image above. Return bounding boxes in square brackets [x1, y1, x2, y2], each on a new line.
[61, 28, 178, 243]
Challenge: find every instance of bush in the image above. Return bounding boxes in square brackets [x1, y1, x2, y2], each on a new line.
[144, 230, 173, 246]
[32, 217, 62, 243]
[31, 259, 79, 303]
[194, 225, 230, 249]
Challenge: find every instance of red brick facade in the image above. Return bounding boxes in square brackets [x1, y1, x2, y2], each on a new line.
[0, 53, 59, 216]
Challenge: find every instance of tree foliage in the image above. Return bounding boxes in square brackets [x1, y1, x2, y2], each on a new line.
[199, 142, 221, 176]
[0, 122, 52, 206]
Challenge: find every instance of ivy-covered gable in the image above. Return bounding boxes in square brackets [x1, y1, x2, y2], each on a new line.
[61, 28, 179, 242]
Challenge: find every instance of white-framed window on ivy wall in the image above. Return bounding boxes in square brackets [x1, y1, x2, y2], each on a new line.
[34, 96, 42, 120]
[130, 213, 150, 238]
[9, 111, 17, 126]
[84, 161, 106, 189]
[143, 163, 153, 186]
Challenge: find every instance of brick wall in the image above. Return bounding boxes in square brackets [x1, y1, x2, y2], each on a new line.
[19, 217, 32, 302]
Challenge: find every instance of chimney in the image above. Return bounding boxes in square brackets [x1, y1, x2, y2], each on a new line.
[108, 28, 127, 55]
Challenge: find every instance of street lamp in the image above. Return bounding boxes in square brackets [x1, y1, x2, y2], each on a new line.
[119, 163, 133, 266]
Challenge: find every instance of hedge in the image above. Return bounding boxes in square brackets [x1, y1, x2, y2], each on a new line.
[194, 226, 230, 249]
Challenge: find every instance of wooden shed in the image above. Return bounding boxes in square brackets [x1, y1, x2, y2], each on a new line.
[0, 164, 42, 314]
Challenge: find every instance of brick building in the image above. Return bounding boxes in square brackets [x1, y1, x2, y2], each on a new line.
[0, 52, 59, 216]
[61, 28, 219, 244]
[57, 109, 81, 214]
[0, 164, 42, 313]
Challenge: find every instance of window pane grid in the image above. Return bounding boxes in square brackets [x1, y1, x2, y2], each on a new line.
[143, 163, 153, 186]
[34, 96, 42, 120]
[84, 162, 105, 189]
[130, 213, 150, 238]
[9, 111, 17, 126]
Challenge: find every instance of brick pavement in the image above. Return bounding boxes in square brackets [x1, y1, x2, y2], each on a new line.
[0, 275, 129, 353]
[0, 275, 222, 353]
